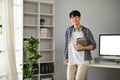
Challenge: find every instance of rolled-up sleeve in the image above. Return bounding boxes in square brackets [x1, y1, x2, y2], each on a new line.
[86, 28, 96, 50]
[64, 29, 69, 60]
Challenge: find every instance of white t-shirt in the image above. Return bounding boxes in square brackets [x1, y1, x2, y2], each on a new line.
[68, 29, 85, 64]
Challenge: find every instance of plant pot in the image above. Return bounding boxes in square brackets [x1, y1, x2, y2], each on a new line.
[24, 78, 32, 80]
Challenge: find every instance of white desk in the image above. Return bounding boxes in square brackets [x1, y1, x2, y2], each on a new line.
[89, 61, 120, 69]
[86, 61, 120, 80]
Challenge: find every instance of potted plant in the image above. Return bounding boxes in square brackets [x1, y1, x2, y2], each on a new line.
[23, 36, 41, 80]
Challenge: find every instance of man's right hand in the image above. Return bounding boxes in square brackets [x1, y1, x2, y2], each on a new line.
[63, 60, 68, 66]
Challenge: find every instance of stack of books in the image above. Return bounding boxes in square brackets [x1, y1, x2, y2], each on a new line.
[40, 28, 48, 38]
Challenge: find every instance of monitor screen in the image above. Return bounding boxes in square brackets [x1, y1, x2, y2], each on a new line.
[99, 34, 120, 56]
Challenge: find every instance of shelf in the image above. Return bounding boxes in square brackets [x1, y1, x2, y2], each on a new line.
[40, 61, 54, 63]
[24, 24, 39, 27]
[40, 37, 54, 40]
[23, 27, 38, 37]
[32, 75, 38, 80]
[40, 73, 54, 76]
[23, 37, 38, 40]
[24, 0, 39, 2]
[32, 74, 39, 76]
[23, 15, 38, 25]
[24, 0, 39, 13]
[24, 12, 39, 16]
[40, 0, 54, 4]
[40, 49, 54, 52]
[40, 3, 53, 14]
[23, 0, 55, 79]
[40, 16, 53, 25]
[40, 74, 54, 80]
[40, 13, 54, 17]
[40, 25, 54, 28]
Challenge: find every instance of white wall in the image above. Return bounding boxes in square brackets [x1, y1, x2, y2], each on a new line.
[55, 0, 120, 80]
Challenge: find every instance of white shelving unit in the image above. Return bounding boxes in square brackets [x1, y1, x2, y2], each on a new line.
[23, 0, 55, 80]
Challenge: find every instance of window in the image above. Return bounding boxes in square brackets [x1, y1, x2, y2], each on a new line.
[0, 0, 3, 51]
[13, 0, 23, 79]
[0, 0, 23, 79]
[0, 0, 1, 26]
[0, 1, 5, 79]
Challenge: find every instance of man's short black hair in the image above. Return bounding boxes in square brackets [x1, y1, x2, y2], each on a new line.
[69, 10, 81, 18]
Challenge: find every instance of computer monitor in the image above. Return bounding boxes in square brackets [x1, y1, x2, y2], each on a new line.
[99, 34, 120, 59]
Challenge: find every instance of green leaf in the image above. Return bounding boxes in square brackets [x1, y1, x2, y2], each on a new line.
[23, 36, 42, 78]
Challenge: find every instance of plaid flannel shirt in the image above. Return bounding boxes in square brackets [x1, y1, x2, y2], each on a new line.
[64, 25, 96, 61]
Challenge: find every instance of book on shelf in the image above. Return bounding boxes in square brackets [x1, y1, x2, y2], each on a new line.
[40, 28, 48, 31]
[40, 30, 48, 33]
[40, 28, 48, 38]
[40, 63, 54, 74]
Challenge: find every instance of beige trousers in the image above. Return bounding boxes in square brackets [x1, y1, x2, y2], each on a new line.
[67, 61, 89, 80]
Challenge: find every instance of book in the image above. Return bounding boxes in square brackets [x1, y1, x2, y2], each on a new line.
[77, 37, 87, 46]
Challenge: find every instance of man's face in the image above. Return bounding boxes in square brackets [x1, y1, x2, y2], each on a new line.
[70, 16, 80, 25]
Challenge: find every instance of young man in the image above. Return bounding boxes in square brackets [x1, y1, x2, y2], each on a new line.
[64, 10, 96, 80]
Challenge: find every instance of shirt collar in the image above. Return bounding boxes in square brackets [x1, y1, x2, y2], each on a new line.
[73, 26, 83, 31]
